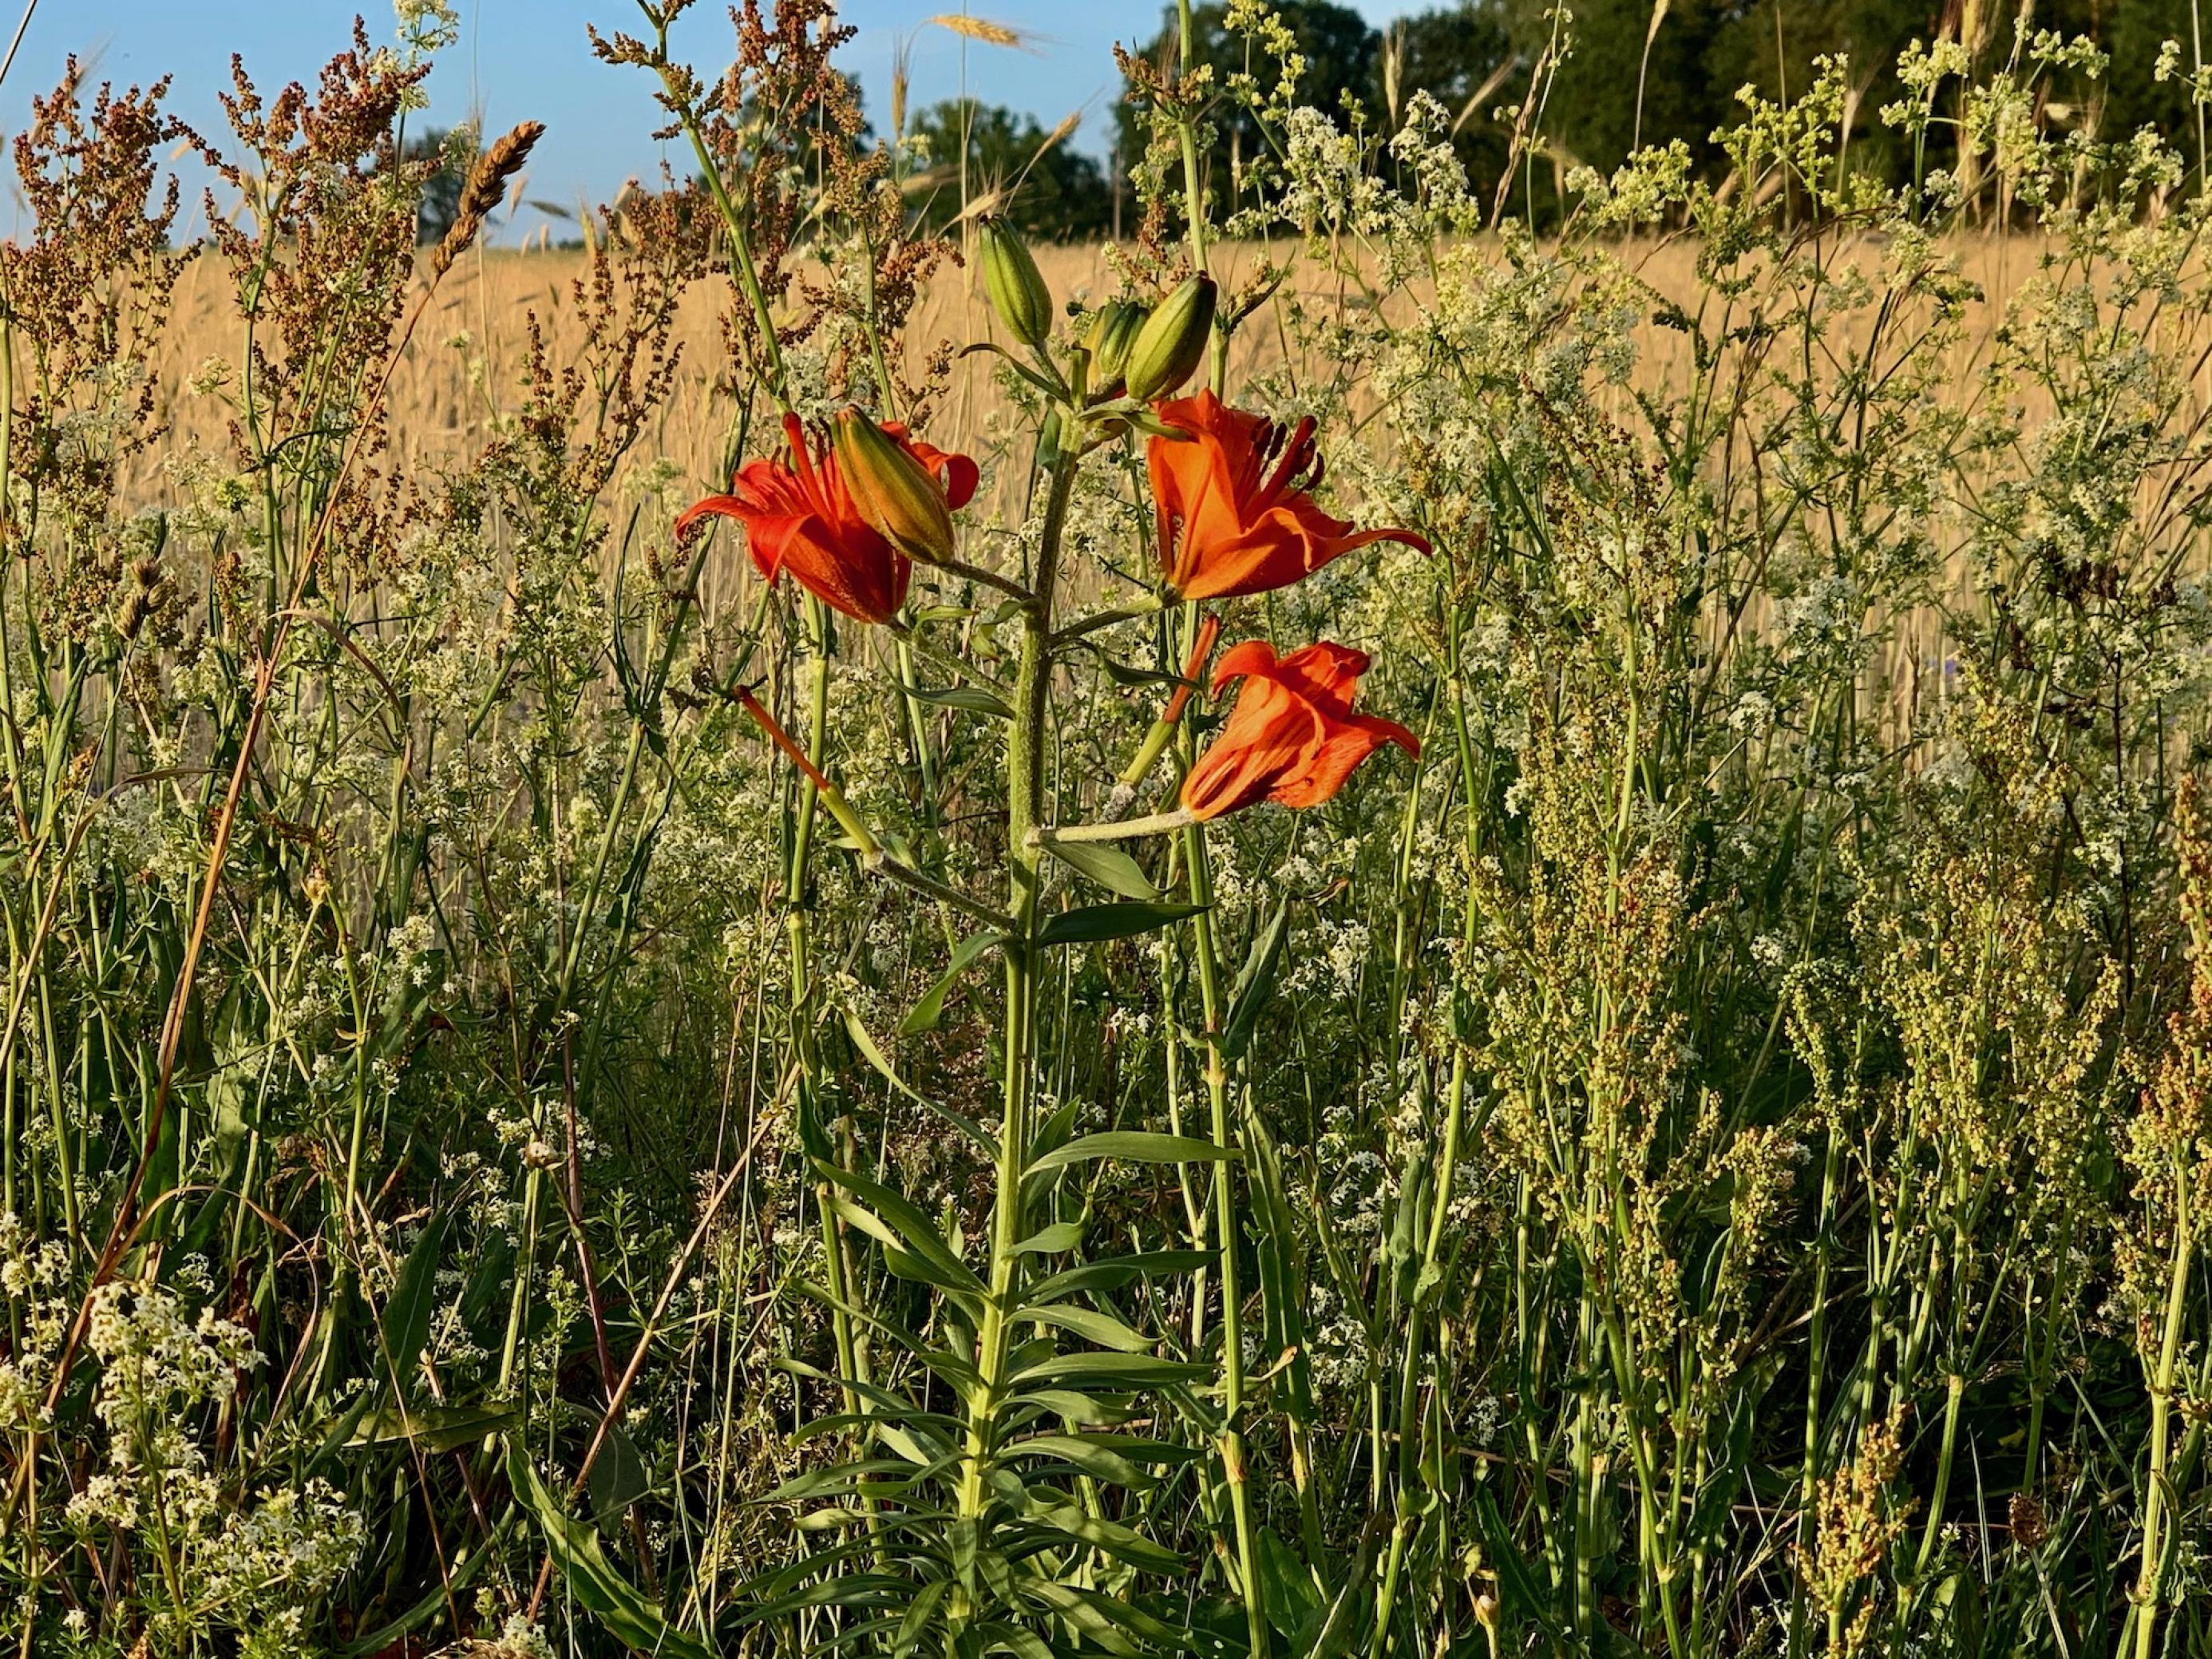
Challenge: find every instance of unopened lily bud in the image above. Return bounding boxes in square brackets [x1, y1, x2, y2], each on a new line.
[980, 216, 1054, 349]
[832, 408, 956, 565]
[1123, 273, 1216, 402]
[1084, 299, 1148, 392]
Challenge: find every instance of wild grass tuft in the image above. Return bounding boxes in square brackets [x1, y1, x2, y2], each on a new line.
[6, 5, 2212, 1658]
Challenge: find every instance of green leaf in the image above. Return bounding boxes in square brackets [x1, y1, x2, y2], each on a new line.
[1304, 1523, 1384, 1659]
[1030, 1498, 1185, 1574]
[841, 1006, 922, 1103]
[899, 680, 1015, 719]
[1021, 1578, 1189, 1645]
[875, 1420, 942, 1468]
[339, 1542, 494, 1655]
[1024, 1094, 1082, 1174]
[878, 1241, 992, 1300]
[1474, 1481, 1565, 1639]
[1013, 1218, 1085, 1254]
[1247, 1115, 1318, 1423]
[308, 1377, 378, 1472]
[1026, 1249, 1213, 1305]
[899, 928, 1007, 1037]
[586, 1423, 653, 1524]
[379, 1210, 449, 1402]
[742, 1570, 918, 1624]
[1009, 1349, 1209, 1388]
[843, 1005, 995, 1154]
[1027, 1131, 1236, 1174]
[1006, 1435, 1150, 1487]
[350, 1401, 517, 1454]
[505, 1442, 711, 1659]
[1098, 657, 1189, 690]
[1020, 1304, 1159, 1352]
[894, 1578, 952, 1655]
[1014, 1387, 1127, 1427]
[1040, 837, 1160, 901]
[1221, 896, 1292, 1062]
[981, 1621, 1057, 1659]
[816, 1161, 987, 1301]
[1009, 1431, 1199, 1486]
[767, 1459, 931, 1506]
[1035, 900, 1203, 947]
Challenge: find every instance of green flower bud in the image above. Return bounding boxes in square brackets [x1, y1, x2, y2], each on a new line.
[1083, 299, 1148, 392]
[979, 216, 1054, 350]
[1122, 273, 1217, 402]
[832, 408, 956, 565]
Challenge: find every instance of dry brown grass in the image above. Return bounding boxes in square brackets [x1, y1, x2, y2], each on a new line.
[139, 241, 1128, 503]
[133, 233, 2064, 518]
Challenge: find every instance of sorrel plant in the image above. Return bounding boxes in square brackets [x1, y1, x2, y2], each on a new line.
[6, 4, 2212, 1658]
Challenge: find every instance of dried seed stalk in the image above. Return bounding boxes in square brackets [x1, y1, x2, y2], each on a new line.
[429, 118, 543, 277]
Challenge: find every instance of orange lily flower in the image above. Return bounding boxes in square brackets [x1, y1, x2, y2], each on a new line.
[1181, 639, 1419, 821]
[1149, 390, 1430, 600]
[679, 413, 979, 624]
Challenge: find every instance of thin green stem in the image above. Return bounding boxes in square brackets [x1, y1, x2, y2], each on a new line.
[955, 430, 1078, 1590]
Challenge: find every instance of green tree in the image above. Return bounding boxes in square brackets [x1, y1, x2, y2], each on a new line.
[406, 125, 469, 247]
[1118, 0, 2212, 232]
[1384, 2, 1518, 200]
[1117, 0, 1382, 225]
[906, 98, 1114, 240]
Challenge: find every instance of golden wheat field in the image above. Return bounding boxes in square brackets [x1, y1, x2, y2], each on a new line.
[133, 231, 2103, 744]
[139, 233, 2070, 499]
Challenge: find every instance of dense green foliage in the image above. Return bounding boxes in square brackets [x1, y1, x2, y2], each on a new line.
[12, 3, 2212, 1658]
[1118, 0, 2212, 224]
[906, 98, 1117, 239]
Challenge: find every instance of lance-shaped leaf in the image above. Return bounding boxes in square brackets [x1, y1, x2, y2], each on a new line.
[897, 680, 1015, 720]
[1020, 1303, 1159, 1352]
[1024, 1249, 1214, 1305]
[814, 1160, 987, 1305]
[1009, 1348, 1210, 1388]
[1027, 1130, 1237, 1175]
[1040, 837, 1161, 901]
[1221, 895, 1292, 1061]
[1035, 900, 1203, 947]
[1012, 1218, 1086, 1254]
[899, 928, 1007, 1037]
[1025, 1496, 1184, 1574]
[843, 1004, 994, 1152]
[350, 1401, 517, 1454]
[378, 1209, 449, 1403]
[1020, 1578, 1193, 1648]
[505, 1442, 711, 1659]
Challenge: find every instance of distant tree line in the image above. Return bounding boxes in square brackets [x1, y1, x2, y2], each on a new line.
[900, 98, 1119, 240]
[415, 3, 2212, 249]
[933, 0, 2212, 239]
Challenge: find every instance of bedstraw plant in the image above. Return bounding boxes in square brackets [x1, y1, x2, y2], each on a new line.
[9, 3, 2212, 1657]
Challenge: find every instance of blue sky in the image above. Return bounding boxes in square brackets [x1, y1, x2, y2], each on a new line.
[0, 1, 1422, 242]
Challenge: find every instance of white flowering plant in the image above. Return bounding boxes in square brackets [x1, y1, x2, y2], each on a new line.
[4, 2, 2212, 1657]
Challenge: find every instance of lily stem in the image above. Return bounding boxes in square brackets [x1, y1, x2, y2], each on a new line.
[1032, 809, 1195, 846]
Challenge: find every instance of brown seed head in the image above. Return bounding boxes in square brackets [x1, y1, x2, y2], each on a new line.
[431, 120, 545, 277]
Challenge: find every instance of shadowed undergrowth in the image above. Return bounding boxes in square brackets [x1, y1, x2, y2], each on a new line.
[6, 4, 2212, 1657]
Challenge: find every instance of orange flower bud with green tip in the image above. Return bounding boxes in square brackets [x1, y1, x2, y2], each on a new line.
[680, 413, 977, 624]
[980, 216, 1054, 349]
[832, 406, 962, 566]
[1123, 273, 1215, 402]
